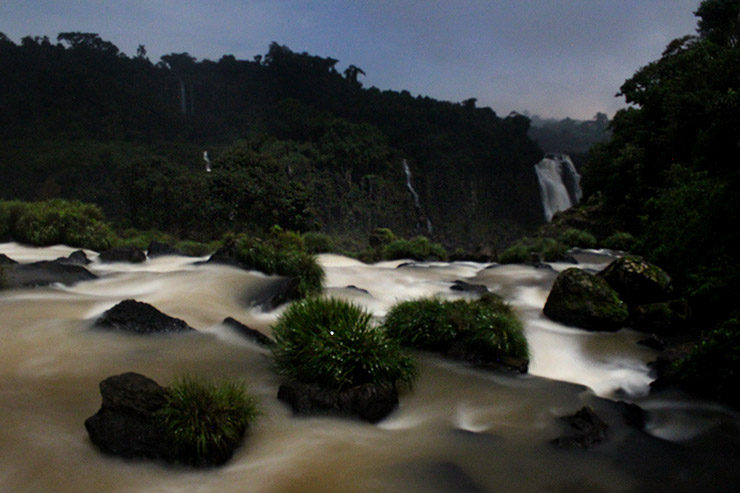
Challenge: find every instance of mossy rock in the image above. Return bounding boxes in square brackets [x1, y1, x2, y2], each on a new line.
[544, 268, 629, 331]
[599, 256, 672, 305]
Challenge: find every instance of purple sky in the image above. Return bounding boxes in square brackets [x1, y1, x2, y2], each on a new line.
[1, 0, 702, 119]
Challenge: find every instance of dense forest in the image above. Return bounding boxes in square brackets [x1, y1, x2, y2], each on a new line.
[0, 33, 544, 248]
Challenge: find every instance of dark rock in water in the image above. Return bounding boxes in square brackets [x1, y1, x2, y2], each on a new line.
[543, 267, 628, 331]
[446, 340, 529, 373]
[599, 256, 672, 305]
[5, 260, 97, 287]
[615, 401, 647, 430]
[277, 381, 399, 423]
[146, 241, 182, 258]
[56, 250, 92, 265]
[551, 406, 608, 449]
[84, 372, 170, 460]
[0, 253, 18, 265]
[344, 284, 370, 295]
[450, 280, 489, 294]
[246, 277, 300, 310]
[222, 317, 274, 346]
[631, 299, 690, 335]
[637, 334, 666, 351]
[94, 299, 195, 334]
[99, 246, 147, 263]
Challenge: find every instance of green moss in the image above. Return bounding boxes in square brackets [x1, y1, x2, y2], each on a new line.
[383, 294, 529, 364]
[271, 297, 417, 390]
[157, 376, 259, 466]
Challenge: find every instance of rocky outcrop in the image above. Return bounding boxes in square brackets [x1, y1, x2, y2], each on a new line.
[4, 259, 97, 287]
[99, 246, 147, 263]
[598, 256, 672, 305]
[56, 250, 91, 265]
[222, 317, 274, 346]
[543, 268, 628, 331]
[277, 381, 399, 423]
[84, 372, 170, 460]
[94, 300, 195, 334]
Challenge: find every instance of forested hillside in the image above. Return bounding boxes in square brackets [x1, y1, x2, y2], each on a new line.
[0, 34, 544, 247]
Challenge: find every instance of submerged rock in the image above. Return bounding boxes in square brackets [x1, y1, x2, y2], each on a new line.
[599, 256, 672, 305]
[450, 280, 489, 294]
[84, 372, 170, 460]
[277, 381, 399, 423]
[222, 317, 274, 346]
[99, 246, 147, 263]
[551, 406, 608, 449]
[4, 259, 97, 287]
[94, 299, 195, 334]
[543, 268, 628, 331]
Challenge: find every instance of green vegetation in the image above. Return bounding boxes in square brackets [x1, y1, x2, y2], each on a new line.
[302, 231, 335, 254]
[382, 235, 448, 261]
[602, 231, 635, 251]
[383, 294, 529, 364]
[157, 376, 258, 466]
[558, 228, 597, 249]
[271, 297, 417, 390]
[498, 237, 568, 264]
[0, 199, 114, 251]
[228, 233, 324, 299]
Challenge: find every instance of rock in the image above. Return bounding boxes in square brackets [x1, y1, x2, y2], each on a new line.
[222, 317, 274, 346]
[0, 253, 18, 264]
[543, 268, 629, 331]
[84, 372, 171, 460]
[598, 256, 672, 305]
[4, 260, 97, 287]
[638, 334, 666, 351]
[445, 340, 529, 373]
[94, 299, 195, 334]
[57, 250, 92, 265]
[345, 285, 370, 295]
[450, 280, 489, 294]
[277, 381, 399, 423]
[631, 299, 690, 335]
[551, 406, 608, 449]
[147, 241, 182, 258]
[99, 246, 147, 263]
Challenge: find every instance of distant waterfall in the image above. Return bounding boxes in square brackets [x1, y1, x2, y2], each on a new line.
[203, 151, 212, 172]
[534, 154, 582, 221]
[402, 159, 433, 233]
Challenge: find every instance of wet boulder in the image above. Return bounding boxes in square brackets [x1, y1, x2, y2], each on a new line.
[99, 246, 147, 263]
[55, 250, 91, 265]
[84, 372, 171, 460]
[222, 317, 274, 346]
[94, 299, 195, 334]
[4, 259, 97, 287]
[551, 406, 608, 449]
[543, 267, 628, 331]
[450, 280, 489, 294]
[598, 256, 672, 305]
[0, 253, 18, 265]
[146, 241, 182, 258]
[277, 381, 399, 423]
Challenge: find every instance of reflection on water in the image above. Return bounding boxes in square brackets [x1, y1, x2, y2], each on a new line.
[0, 243, 737, 492]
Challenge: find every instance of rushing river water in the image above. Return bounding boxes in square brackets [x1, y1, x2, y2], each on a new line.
[0, 243, 737, 492]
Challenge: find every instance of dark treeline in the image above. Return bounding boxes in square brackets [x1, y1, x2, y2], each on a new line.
[0, 34, 543, 247]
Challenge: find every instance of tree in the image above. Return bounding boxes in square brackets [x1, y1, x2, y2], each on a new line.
[695, 0, 740, 47]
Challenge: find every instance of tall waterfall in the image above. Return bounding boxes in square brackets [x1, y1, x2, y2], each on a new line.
[402, 159, 432, 233]
[203, 151, 212, 172]
[534, 153, 582, 221]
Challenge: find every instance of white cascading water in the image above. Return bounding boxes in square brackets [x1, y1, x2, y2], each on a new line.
[402, 159, 432, 233]
[534, 153, 582, 221]
[203, 150, 212, 172]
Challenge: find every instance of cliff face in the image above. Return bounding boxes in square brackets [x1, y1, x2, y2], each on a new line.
[0, 37, 544, 246]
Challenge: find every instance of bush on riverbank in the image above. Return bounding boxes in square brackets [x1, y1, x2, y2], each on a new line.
[157, 376, 258, 466]
[382, 235, 448, 261]
[498, 237, 568, 264]
[271, 297, 417, 390]
[383, 294, 529, 370]
[0, 199, 114, 251]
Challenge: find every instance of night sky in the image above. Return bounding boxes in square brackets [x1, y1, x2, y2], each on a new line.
[1, 0, 702, 119]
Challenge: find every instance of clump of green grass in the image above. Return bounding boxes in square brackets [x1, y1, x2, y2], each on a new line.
[383, 294, 529, 366]
[558, 228, 597, 249]
[382, 235, 448, 261]
[229, 234, 324, 299]
[498, 237, 568, 264]
[157, 376, 258, 466]
[271, 297, 417, 390]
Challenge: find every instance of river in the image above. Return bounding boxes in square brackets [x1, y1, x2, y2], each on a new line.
[0, 243, 737, 492]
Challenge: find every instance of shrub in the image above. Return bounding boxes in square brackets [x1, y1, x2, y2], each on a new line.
[383, 294, 529, 364]
[368, 227, 396, 249]
[382, 235, 448, 261]
[115, 229, 175, 250]
[302, 231, 335, 254]
[176, 239, 221, 257]
[271, 297, 417, 390]
[231, 234, 324, 299]
[559, 228, 597, 249]
[498, 237, 568, 264]
[157, 376, 258, 466]
[603, 231, 636, 251]
[498, 243, 531, 264]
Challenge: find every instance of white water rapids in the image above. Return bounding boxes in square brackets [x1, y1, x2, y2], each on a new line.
[1, 243, 737, 492]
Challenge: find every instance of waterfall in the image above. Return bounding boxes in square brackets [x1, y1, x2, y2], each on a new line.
[402, 159, 432, 233]
[534, 153, 582, 221]
[203, 151, 212, 172]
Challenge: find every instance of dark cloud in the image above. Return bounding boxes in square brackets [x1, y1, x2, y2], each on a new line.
[1, 0, 702, 118]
